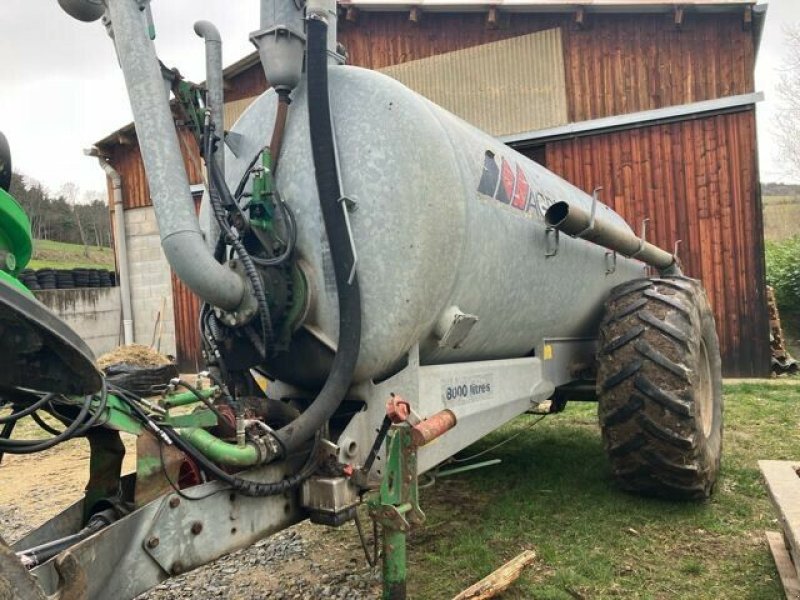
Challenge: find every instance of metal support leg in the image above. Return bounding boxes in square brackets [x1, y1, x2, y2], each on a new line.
[383, 527, 407, 599]
[368, 398, 457, 600]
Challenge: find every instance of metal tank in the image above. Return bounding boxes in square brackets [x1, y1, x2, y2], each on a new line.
[225, 66, 646, 386]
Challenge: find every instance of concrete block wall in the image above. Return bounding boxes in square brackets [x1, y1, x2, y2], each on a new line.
[124, 206, 176, 356]
[35, 288, 122, 358]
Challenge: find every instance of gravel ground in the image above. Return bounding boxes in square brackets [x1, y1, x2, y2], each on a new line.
[136, 525, 381, 600]
[2, 505, 381, 599]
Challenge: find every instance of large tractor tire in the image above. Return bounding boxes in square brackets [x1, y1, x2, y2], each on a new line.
[597, 277, 723, 500]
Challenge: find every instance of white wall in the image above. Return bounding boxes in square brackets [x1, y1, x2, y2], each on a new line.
[123, 206, 176, 356]
[35, 288, 122, 358]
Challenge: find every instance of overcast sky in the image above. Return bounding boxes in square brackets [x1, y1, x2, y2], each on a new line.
[0, 0, 797, 197]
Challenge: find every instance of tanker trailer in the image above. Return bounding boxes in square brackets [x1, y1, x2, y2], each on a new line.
[0, 0, 721, 598]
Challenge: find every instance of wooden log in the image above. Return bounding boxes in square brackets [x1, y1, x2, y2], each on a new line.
[452, 550, 536, 600]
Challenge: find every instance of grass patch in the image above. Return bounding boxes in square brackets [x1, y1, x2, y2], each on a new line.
[27, 239, 114, 270]
[763, 196, 800, 242]
[405, 382, 798, 599]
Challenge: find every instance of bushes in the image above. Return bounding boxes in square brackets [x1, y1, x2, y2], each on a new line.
[766, 235, 800, 314]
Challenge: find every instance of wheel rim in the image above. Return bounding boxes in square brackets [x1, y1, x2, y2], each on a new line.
[698, 338, 714, 437]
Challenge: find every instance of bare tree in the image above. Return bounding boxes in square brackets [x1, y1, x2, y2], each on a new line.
[60, 182, 89, 258]
[776, 25, 800, 179]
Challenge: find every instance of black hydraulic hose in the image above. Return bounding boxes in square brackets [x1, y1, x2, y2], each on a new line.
[0, 420, 15, 465]
[0, 393, 54, 424]
[31, 412, 62, 436]
[206, 131, 275, 353]
[249, 198, 297, 268]
[271, 15, 362, 455]
[0, 393, 93, 454]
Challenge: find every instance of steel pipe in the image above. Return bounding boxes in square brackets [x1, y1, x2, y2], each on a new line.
[104, 0, 247, 312]
[544, 201, 680, 275]
[193, 21, 224, 176]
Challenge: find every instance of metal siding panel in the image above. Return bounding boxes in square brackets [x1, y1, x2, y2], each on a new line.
[379, 28, 568, 136]
[544, 110, 769, 376]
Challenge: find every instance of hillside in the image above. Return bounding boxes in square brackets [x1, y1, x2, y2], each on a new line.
[27, 239, 115, 270]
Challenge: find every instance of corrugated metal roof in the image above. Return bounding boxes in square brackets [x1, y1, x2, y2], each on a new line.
[380, 28, 568, 136]
[341, 0, 754, 11]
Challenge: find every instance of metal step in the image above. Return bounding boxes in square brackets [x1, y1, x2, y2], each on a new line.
[759, 460, 800, 599]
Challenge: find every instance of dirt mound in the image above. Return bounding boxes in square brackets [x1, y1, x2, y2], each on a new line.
[97, 344, 173, 370]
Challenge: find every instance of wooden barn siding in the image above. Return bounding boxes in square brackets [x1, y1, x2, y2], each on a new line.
[170, 195, 203, 372]
[107, 126, 204, 211]
[338, 11, 755, 121]
[544, 109, 769, 377]
[171, 272, 203, 372]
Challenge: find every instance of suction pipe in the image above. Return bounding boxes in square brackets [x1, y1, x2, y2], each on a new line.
[194, 20, 224, 255]
[100, 0, 248, 313]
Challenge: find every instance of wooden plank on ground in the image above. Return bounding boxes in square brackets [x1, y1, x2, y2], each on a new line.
[760, 460, 800, 584]
[452, 550, 536, 600]
[766, 531, 800, 600]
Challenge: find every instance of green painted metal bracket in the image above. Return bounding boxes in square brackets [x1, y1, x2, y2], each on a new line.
[367, 424, 425, 600]
[249, 149, 275, 231]
[162, 409, 217, 429]
[171, 77, 206, 146]
[161, 386, 217, 409]
[99, 394, 145, 436]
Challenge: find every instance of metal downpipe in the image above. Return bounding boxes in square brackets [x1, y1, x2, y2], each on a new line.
[97, 158, 134, 344]
[103, 0, 247, 312]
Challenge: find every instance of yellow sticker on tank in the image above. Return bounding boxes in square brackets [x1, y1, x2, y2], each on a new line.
[543, 344, 553, 360]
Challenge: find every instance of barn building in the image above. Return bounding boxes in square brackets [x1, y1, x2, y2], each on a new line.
[94, 0, 769, 376]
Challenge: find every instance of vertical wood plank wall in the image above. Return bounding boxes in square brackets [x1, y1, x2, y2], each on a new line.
[544, 110, 768, 376]
[339, 12, 755, 121]
[170, 195, 203, 372]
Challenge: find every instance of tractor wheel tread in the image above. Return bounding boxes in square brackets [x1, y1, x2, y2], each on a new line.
[597, 277, 722, 501]
[633, 374, 692, 417]
[642, 288, 692, 318]
[634, 339, 690, 382]
[601, 324, 646, 356]
[600, 359, 643, 392]
[637, 412, 694, 450]
[604, 297, 649, 325]
[607, 433, 646, 458]
[601, 395, 644, 427]
[607, 278, 654, 299]
[638, 310, 690, 347]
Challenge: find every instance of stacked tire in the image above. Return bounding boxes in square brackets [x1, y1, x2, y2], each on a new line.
[36, 269, 57, 290]
[55, 270, 75, 289]
[18, 269, 40, 291]
[19, 268, 117, 291]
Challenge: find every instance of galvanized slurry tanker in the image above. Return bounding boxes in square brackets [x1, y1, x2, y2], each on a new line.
[0, 0, 723, 598]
